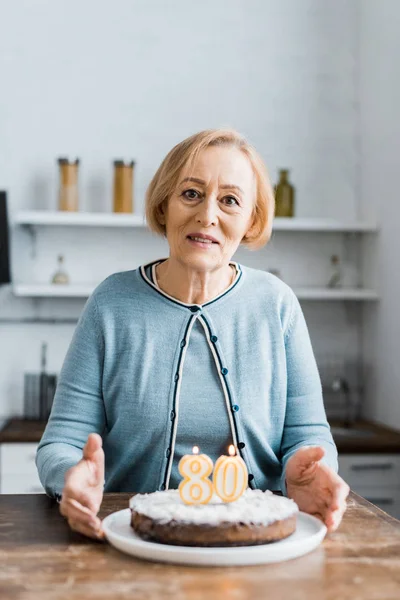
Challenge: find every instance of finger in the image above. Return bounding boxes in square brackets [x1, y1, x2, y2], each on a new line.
[62, 486, 100, 514]
[66, 508, 98, 530]
[62, 498, 98, 527]
[326, 509, 345, 533]
[329, 481, 350, 511]
[68, 518, 105, 540]
[325, 503, 347, 532]
[83, 434, 105, 487]
[83, 433, 103, 461]
[292, 446, 326, 468]
[61, 495, 94, 516]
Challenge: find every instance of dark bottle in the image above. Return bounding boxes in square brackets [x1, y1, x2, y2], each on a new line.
[274, 169, 295, 217]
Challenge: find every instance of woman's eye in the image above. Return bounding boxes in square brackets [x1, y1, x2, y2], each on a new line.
[183, 189, 200, 200]
[223, 196, 239, 206]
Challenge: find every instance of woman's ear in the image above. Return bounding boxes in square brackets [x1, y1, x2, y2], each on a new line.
[243, 215, 257, 242]
[157, 201, 167, 225]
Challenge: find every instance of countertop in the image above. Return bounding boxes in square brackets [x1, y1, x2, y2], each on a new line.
[0, 418, 46, 443]
[329, 419, 400, 453]
[0, 492, 399, 600]
[1, 417, 400, 453]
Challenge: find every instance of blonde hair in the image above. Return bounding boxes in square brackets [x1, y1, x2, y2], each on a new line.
[145, 129, 275, 250]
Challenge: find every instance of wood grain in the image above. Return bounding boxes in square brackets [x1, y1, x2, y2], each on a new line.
[0, 492, 399, 599]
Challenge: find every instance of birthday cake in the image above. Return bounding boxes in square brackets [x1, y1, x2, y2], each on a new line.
[129, 489, 298, 547]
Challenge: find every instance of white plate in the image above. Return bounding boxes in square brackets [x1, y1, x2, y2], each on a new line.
[103, 509, 327, 566]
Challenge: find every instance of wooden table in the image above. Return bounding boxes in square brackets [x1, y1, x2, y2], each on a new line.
[1, 493, 399, 600]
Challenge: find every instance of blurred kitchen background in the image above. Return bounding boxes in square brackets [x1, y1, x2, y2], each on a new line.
[1, 0, 400, 516]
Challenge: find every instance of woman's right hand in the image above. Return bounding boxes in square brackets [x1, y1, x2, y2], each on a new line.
[59, 433, 105, 540]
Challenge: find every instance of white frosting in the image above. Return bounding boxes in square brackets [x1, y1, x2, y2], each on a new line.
[129, 489, 298, 527]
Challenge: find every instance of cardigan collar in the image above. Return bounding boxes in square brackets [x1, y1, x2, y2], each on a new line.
[139, 259, 242, 310]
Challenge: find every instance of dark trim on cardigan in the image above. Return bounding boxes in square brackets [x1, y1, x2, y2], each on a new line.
[162, 314, 197, 489]
[200, 314, 257, 489]
[140, 259, 254, 489]
[200, 315, 243, 459]
[139, 260, 242, 310]
[139, 262, 190, 310]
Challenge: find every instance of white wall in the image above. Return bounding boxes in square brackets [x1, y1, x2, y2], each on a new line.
[359, 0, 400, 429]
[0, 0, 362, 417]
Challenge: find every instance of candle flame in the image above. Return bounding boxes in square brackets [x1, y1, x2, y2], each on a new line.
[228, 445, 236, 457]
[192, 445, 199, 455]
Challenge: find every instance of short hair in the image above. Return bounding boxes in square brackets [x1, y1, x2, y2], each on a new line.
[145, 129, 275, 250]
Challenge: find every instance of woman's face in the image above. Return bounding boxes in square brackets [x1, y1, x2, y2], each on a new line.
[162, 145, 256, 272]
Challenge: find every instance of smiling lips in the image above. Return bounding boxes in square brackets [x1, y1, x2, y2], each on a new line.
[187, 233, 219, 244]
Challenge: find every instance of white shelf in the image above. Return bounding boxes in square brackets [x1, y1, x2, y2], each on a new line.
[13, 284, 379, 301]
[273, 218, 378, 232]
[13, 284, 95, 298]
[13, 211, 377, 232]
[293, 287, 379, 301]
[13, 211, 146, 227]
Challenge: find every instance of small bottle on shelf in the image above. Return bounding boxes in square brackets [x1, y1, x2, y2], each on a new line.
[51, 255, 69, 285]
[274, 169, 295, 217]
[327, 255, 342, 288]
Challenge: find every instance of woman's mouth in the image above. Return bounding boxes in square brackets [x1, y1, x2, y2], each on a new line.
[186, 234, 219, 249]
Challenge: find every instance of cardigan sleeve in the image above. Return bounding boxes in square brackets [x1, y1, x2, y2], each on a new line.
[36, 292, 106, 498]
[279, 291, 338, 495]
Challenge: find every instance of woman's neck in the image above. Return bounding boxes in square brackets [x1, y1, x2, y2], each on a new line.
[155, 259, 236, 305]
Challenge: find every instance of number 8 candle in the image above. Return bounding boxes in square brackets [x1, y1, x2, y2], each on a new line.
[213, 445, 248, 503]
[178, 446, 214, 505]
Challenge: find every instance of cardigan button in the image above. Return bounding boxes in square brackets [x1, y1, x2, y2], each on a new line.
[166, 448, 171, 458]
[170, 410, 175, 420]
[180, 339, 186, 348]
[232, 404, 239, 412]
[221, 367, 228, 375]
[174, 373, 179, 382]
[211, 335, 218, 343]
[238, 442, 245, 449]
[190, 306, 201, 313]
[160, 483, 166, 491]
[248, 474, 254, 483]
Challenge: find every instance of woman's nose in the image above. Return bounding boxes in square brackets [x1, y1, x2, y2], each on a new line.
[195, 197, 218, 226]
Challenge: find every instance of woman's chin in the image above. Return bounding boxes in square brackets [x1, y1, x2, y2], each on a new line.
[180, 252, 220, 271]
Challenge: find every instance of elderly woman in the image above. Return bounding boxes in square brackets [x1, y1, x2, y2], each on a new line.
[36, 129, 349, 540]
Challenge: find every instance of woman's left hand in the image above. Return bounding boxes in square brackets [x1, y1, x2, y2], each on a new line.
[285, 446, 350, 533]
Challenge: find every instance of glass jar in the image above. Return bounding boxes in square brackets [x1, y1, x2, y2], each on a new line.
[58, 158, 79, 211]
[113, 160, 135, 213]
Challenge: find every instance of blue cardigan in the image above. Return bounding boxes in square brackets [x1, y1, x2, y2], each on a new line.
[36, 260, 338, 498]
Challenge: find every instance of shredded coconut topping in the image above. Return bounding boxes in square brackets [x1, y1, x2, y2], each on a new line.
[129, 488, 298, 526]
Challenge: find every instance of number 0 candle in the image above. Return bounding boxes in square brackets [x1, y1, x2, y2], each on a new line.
[178, 446, 214, 505]
[213, 445, 248, 503]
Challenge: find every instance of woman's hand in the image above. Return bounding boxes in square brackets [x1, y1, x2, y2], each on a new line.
[285, 446, 350, 533]
[59, 433, 105, 540]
